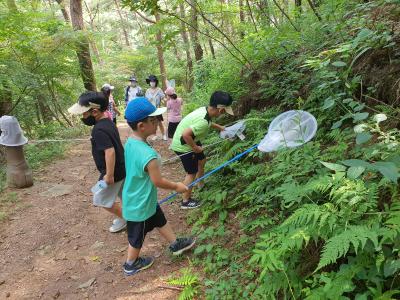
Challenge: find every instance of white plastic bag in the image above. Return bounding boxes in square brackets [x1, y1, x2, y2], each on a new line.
[220, 120, 246, 140]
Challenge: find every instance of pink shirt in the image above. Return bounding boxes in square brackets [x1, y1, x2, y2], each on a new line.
[167, 98, 183, 123]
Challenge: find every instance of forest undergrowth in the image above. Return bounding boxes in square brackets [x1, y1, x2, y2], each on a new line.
[171, 1, 400, 299]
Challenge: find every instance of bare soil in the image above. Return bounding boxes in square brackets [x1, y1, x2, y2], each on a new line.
[0, 122, 194, 300]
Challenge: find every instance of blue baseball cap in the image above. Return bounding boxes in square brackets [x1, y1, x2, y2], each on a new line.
[125, 97, 166, 122]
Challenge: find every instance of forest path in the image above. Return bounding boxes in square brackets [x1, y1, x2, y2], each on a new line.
[0, 121, 193, 300]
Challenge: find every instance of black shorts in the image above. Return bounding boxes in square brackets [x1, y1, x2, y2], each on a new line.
[175, 142, 206, 175]
[157, 115, 164, 122]
[127, 205, 167, 249]
[168, 122, 180, 138]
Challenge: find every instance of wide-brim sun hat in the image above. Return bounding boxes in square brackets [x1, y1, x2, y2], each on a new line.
[146, 75, 158, 84]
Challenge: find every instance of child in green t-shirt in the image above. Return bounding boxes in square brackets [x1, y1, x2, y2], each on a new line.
[170, 91, 234, 209]
[122, 97, 196, 276]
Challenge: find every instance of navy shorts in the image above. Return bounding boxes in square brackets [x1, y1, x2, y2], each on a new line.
[175, 142, 206, 175]
[127, 205, 167, 249]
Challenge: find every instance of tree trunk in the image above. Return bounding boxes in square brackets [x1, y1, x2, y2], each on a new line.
[37, 94, 52, 122]
[70, 0, 97, 91]
[55, 0, 70, 23]
[239, 0, 245, 38]
[6, 0, 18, 12]
[113, 0, 130, 47]
[154, 12, 168, 91]
[188, 0, 203, 62]
[0, 83, 12, 118]
[178, 3, 194, 91]
[83, 1, 103, 64]
[295, 0, 302, 16]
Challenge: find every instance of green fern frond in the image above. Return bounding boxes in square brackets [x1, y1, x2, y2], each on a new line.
[178, 286, 198, 300]
[317, 225, 379, 271]
[167, 268, 199, 287]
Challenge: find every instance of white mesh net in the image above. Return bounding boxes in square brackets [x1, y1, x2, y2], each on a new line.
[258, 110, 317, 153]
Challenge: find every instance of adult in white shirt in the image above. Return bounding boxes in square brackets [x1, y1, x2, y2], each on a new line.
[124, 76, 143, 107]
[145, 75, 167, 141]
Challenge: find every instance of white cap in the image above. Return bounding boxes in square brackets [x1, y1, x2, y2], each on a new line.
[101, 83, 115, 90]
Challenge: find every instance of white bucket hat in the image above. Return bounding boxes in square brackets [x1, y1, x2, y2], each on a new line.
[0, 116, 28, 147]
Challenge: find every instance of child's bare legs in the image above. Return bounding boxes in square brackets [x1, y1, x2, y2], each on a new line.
[157, 222, 176, 243]
[182, 173, 196, 201]
[103, 201, 122, 218]
[127, 244, 141, 262]
[196, 158, 206, 188]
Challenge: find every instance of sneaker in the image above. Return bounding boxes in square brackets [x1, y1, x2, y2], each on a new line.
[151, 135, 159, 141]
[162, 134, 168, 141]
[123, 256, 154, 276]
[109, 218, 127, 233]
[169, 237, 196, 256]
[181, 199, 201, 209]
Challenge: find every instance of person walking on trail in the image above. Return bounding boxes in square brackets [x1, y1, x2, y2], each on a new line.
[170, 91, 234, 209]
[165, 86, 183, 139]
[68, 92, 127, 233]
[101, 83, 121, 125]
[122, 97, 195, 276]
[124, 75, 142, 107]
[145, 75, 167, 141]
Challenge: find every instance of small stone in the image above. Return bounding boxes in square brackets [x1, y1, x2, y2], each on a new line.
[78, 278, 96, 289]
[74, 246, 79, 250]
[0, 280, 5, 285]
[90, 241, 104, 249]
[6, 292, 10, 297]
[52, 290, 60, 299]
[69, 275, 79, 281]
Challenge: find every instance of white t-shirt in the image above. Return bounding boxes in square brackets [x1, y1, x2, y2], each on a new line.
[125, 86, 142, 104]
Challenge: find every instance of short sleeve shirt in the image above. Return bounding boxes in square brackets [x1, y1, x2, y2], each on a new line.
[145, 88, 165, 107]
[170, 106, 211, 153]
[122, 138, 159, 221]
[91, 118, 125, 181]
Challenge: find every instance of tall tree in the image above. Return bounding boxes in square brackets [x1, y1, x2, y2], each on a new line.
[113, 0, 130, 47]
[179, 3, 194, 90]
[70, 0, 96, 91]
[6, 0, 18, 12]
[55, 0, 70, 23]
[154, 11, 168, 90]
[188, 0, 203, 62]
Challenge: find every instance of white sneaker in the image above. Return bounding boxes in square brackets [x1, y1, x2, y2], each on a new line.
[109, 218, 127, 233]
[162, 134, 168, 141]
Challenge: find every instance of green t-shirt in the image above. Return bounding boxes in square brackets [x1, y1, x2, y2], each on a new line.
[170, 106, 211, 153]
[122, 138, 159, 222]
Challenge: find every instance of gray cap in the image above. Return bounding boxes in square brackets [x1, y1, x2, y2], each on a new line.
[0, 116, 28, 146]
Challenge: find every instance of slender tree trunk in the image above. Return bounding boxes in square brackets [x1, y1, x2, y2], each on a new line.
[70, 0, 96, 91]
[0, 83, 12, 118]
[295, 0, 302, 17]
[188, 0, 203, 62]
[113, 0, 130, 46]
[239, 0, 245, 38]
[246, 0, 258, 32]
[154, 12, 168, 91]
[37, 94, 52, 122]
[306, 0, 322, 21]
[6, 0, 18, 12]
[83, 1, 102, 64]
[178, 3, 194, 90]
[55, 0, 70, 23]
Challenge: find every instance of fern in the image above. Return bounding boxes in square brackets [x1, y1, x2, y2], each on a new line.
[317, 225, 379, 271]
[167, 268, 199, 300]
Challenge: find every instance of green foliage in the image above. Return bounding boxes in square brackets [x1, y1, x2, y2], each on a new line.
[167, 268, 200, 300]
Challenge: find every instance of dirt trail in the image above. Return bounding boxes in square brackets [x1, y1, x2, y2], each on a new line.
[0, 122, 193, 300]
